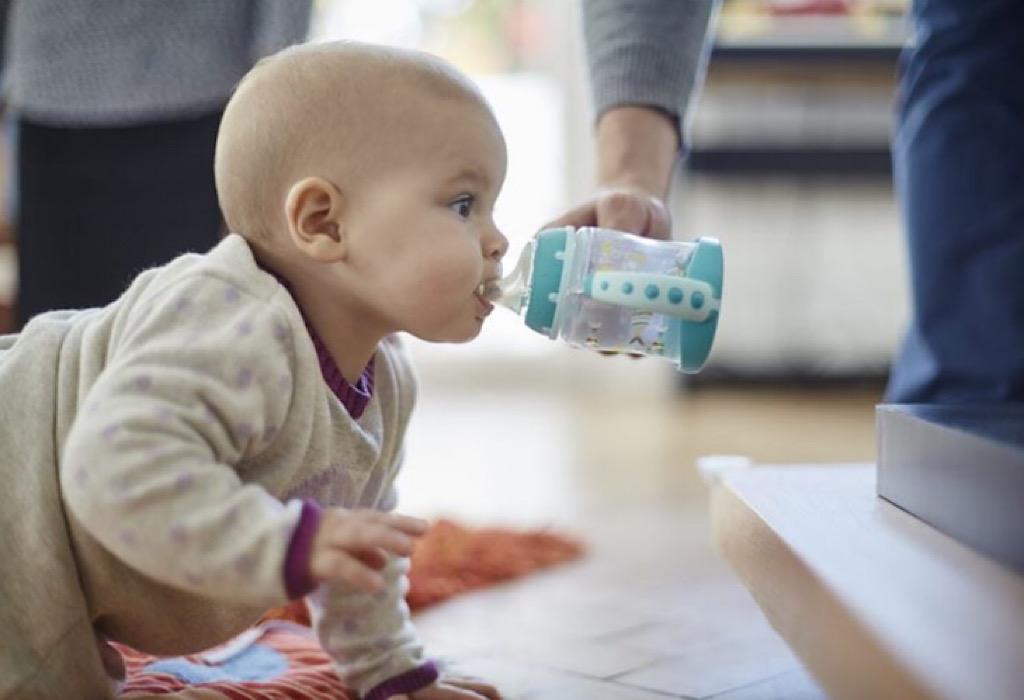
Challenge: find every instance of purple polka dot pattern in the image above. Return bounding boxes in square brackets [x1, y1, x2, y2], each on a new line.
[236, 368, 253, 389]
[237, 320, 253, 336]
[174, 297, 191, 313]
[154, 406, 174, 423]
[118, 530, 137, 547]
[278, 375, 291, 391]
[273, 322, 289, 341]
[234, 553, 256, 576]
[175, 472, 195, 492]
[75, 469, 89, 486]
[342, 619, 360, 634]
[134, 376, 152, 391]
[101, 425, 120, 441]
[169, 524, 188, 544]
[262, 425, 278, 442]
[185, 571, 204, 587]
[224, 286, 241, 303]
[224, 506, 240, 527]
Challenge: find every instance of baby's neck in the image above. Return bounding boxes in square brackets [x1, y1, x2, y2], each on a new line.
[254, 244, 384, 384]
[299, 299, 382, 384]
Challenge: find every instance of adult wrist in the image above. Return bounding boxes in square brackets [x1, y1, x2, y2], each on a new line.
[596, 105, 680, 200]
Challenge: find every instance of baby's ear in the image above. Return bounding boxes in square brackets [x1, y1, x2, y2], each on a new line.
[284, 177, 347, 262]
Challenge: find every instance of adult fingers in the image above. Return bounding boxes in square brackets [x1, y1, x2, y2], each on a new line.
[595, 190, 673, 239]
[542, 190, 672, 240]
[644, 195, 673, 240]
[595, 190, 651, 235]
[540, 200, 597, 231]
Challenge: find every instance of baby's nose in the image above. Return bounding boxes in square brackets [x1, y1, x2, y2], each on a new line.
[488, 229, 509, 260]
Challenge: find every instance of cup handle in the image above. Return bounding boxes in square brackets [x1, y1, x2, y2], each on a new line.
[583, 271, 716, 321]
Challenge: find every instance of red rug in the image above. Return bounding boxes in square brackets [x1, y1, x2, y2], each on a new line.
[118, 519, 583, 698]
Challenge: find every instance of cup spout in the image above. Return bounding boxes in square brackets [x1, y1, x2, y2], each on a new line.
[480, 240, 534, 315]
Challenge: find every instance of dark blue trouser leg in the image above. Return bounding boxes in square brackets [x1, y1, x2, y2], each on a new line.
[886, 0, 1024, 404]
[14, 111, 224, 329]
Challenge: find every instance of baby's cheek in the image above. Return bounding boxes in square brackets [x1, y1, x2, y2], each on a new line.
[418, 256, 478, 299]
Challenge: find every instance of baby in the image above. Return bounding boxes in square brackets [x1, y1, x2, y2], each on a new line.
[0, 41, 508, 700]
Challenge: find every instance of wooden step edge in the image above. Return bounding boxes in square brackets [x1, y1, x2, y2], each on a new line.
[711, 475, 939, 700]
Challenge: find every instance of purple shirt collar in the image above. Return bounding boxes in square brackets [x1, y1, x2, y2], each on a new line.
[310, 330, 375, 420]
[263, 267, 375, 419]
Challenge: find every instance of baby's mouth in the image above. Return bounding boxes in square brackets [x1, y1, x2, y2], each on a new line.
[475, 279, 502, 302]
[476, 261, 504, 302]
[473, 288, 494, 317]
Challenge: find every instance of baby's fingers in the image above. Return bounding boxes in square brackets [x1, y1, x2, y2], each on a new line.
[324, 517, 418, 556]
[445, 679, 502, 700]
[309, 549, 385, 593]
[352, 546, 388, 571]
[361, 510, 430, 536]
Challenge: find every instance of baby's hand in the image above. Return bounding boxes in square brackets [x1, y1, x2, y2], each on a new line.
[403, 677, 503, 700]
[309, 508, 428, 593]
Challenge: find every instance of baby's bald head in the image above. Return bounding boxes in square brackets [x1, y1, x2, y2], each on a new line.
[214, 41, 491, 242]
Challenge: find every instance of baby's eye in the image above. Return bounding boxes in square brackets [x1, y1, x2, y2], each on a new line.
[449, 195, 474, 219]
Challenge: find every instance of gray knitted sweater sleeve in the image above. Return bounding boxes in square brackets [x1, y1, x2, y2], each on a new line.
[583, 0, 716, 133]
[1, 0, 311, 126]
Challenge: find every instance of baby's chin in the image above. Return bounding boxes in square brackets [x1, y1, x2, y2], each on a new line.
[411, 318, 486, 345]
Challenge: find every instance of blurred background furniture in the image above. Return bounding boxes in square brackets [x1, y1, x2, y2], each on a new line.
[675, 0, 908, 381]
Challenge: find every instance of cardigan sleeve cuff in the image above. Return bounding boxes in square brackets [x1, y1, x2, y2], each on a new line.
[283, 499, 322, 599]
[362, 660, 439, 700]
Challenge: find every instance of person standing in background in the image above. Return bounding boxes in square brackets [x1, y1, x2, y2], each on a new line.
[882, 0, 1024, 404]
[555, 0, 1024, 404]
[0, 0, 312, 329]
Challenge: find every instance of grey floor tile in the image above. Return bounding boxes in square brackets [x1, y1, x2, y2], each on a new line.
[441, 654, 681, 700]
[708, 668, 830, 700]
[612, 632, 801, 698]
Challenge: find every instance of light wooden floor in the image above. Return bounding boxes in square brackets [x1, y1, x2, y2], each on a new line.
[395, 373, 881, 699]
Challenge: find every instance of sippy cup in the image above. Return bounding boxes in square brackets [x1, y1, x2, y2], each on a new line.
[481, 226, 723, 373]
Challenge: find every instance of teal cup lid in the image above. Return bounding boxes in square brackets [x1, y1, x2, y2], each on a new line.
[677, 237, 723, 373]
[523, 227, 570, 335]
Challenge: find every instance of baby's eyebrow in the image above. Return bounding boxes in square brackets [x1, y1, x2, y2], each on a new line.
[445, 166, 491, 189]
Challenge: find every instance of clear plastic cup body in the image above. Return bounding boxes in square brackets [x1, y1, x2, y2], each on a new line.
[487, 226, 718, 371]
[554, 227, 697, 358]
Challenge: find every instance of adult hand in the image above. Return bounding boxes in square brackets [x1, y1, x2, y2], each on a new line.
[543, 105, 679, 240]
[543, 185, 672, 240]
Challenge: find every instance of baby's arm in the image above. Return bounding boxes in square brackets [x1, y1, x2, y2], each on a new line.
[309, 491, 503, 700]
[62, 274, 307, 608]
[307, 480, 437, 699]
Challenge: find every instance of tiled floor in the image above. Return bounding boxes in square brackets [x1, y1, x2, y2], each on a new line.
[395, 361, 881, 699]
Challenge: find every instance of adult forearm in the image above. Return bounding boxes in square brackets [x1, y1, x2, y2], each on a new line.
[596, 105, 679, 199]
